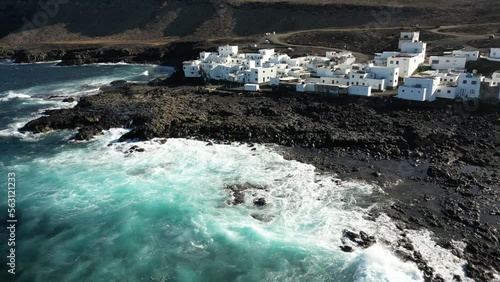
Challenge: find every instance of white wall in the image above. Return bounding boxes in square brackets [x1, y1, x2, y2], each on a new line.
[484, 71, 500, 86]
[435, 86, 457, 99]
[348, 85, 372, 96]
[219, 46, 238, 57]
[259, 49, 275, 56]
[183, 61, 202, 78]
[401, 42, 426, 55]
[398, 31, 420, 49]
[397, 77, 440, 101]
[490, 48, 500, 59]
[367, 66, 399, 88]
[317, 68, 336, 77]
[388, 56, 420, 77]
[397, 86, 429, 101]
[429, 56, 467, 70]
[296, 83, 316, 92]
[452, 50, 479, 62]
[249, 67, 277, 84]
[456, 73, 482, 98]
[244, 84, 260, 91]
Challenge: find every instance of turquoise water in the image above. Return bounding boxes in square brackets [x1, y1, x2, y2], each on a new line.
[0, 63, 469, 282]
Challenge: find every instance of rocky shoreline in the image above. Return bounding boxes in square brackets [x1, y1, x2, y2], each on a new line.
[0, 41, 204, 66]
[20, 81, 500, 281]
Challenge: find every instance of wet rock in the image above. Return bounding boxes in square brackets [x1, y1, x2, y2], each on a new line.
[342, 229, 376, 249]
[225, 183, 267, 206]
[253, 198, 267, 207]
[74, 126, 103, 141]
[62, 97, 76, 103]
[250, 213, 273, 222]
[17, 83, 500, 281]
[126, 145, 145, 154]
[340, 245, 354, 253]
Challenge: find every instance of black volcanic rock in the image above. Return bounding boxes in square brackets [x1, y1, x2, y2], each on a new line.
[18, 83, 500, 281]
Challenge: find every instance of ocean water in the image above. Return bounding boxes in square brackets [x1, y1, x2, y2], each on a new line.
[0, 63, 471, 282]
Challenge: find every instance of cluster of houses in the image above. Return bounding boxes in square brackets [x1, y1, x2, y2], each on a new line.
[183, 31, 500, 102]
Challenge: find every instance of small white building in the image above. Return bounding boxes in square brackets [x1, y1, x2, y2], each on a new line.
[397, 72, 483, 101]
[249, 66, 277, 84]
[348, 85, 372, 96]
[484, 71, 500, 87]
[429, 56, 467, 70]
[451, 50, 479, 62]
[456, 73, 482, 99]
[244, 84, 260, 92]
[397, 76, 440, 101]
[218, 46, 239, 57]
[183, 60, 202, 78]
[374, 34, 426, 78]
[398, 31, 420, 49]
[490, 48, 500, 59]
[366, 66, 399, 89]
[387, 55, 421, 78]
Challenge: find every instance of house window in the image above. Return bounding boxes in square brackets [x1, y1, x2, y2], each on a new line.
[463, 80, 467, 84]
[359, 75, 363, 79]
[402, 90, 405, 92]
[432, 60, 439, 64]
[352, 75, 355, 78]
[447, 90, 451, 94]
[471, 81, 477, 85]
[390, 61, 394, 64]
[437, 89, 441, 93]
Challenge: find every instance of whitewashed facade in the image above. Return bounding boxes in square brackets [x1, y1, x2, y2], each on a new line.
[451, 50, 479, 62]
[374, 34, 426, 78]
[397, 71, 483, 101]
[429, 56, 467, 70]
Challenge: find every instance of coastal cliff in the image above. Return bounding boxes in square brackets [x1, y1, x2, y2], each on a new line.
[20, 82, 500, 281]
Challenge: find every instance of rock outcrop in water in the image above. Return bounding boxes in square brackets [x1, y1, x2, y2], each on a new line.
[20, 83, 500, 281]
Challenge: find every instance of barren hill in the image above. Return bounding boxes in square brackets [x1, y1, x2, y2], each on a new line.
[1, 0, 499, 45]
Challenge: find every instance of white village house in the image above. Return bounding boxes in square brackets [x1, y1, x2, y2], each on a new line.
[429, 56, 467, 71]
[482, 48, 500, 62]
[397, 71, 483, 101]
[182, 33, 499, 102]
[183, 44, 399, 96]
[374, 32, 426, 78]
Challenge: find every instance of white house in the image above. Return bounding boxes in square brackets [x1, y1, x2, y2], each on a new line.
[244, 84, 260, 92]
[490, 48, 500, 59]
[218, 45, 239, 57]
[484, 71, 500, 86]
[348, 85, 372, 96]
[374, 33, 426, 78]
[398, 31, 420, 49]
[387, 55, 421, 78]
[397, 76, 440, 101]
[365, 66, 399, 89]
[429, 56, 467, 70]
[451, 50, 479, 62]
[397, 71, 483, 101]
[183, 60, 202, 78]
[249, 66, 277, 84]
[456, 73, 482, 99]
[314, 64, 398, 96]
